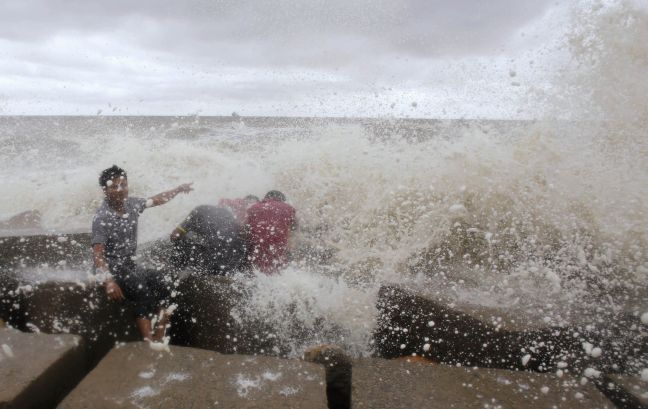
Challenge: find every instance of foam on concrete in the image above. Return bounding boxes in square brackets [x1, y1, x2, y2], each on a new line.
[59, 342, 327, 409]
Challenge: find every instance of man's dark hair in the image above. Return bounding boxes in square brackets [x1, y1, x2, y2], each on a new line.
[264, 190, 286, 202]
[244, 194, 260, 202]
[99, 165, 127, 188]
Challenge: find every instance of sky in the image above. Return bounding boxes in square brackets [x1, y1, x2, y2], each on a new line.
[0, 0, 571, 118]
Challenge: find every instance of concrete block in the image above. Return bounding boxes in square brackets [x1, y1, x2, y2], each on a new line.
[58, 342, 327, 409]
[352, 358, 613, 409]
[304, 344, 352, 409]
[607, 374, 648, 407]
[0, 328, 85, 409]
[0, 229, 91, 269]
[0, 272, 22, 327]
[172, 273, 285, 356]
[21, 282, 140, 367]
[373, 285, 637, 372]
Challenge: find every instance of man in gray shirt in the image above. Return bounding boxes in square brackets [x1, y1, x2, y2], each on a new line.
[92, 165, 192, 342]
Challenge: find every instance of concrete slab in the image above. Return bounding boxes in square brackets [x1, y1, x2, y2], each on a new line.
[172, 273, 285, 356]
[373, 285, 641, 373]
[0, 272, 21, 326]
[0, 328, 85, 409]
[58, 342, 328, 409]
[21, 282, 140, 367]
[608, 374, 648, 406]
[0, 229, 91, 269]
[352, 358, 613, 409]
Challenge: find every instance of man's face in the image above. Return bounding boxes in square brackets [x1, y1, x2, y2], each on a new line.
[103, 176, 129, 204]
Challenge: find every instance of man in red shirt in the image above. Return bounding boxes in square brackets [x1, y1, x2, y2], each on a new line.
[246, 190, 297, 274]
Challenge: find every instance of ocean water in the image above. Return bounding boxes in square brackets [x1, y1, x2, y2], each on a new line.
[1, 0, 647, 358]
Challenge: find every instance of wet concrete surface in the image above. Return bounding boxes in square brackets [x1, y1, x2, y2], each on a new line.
[58, 342, 327, 409]
[19, 282, 141, 368]
[0, 328, 85, 409]
[373, 285, 647, 374]
[352, 357, 613, 408]
[607, 374, 648, 407]
[0, 229, 91, 270]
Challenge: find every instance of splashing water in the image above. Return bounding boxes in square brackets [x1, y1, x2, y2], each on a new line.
[1, 0, 647, 356]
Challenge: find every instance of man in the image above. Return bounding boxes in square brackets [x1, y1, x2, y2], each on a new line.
[218, 195, 259, 224]
[246, 190, 297, 274]
[169, 205, 248, 275]
[92, 165, 192, 341]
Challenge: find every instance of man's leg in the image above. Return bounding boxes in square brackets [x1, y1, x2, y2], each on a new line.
[136, 317, 153, 341]
[152, 308, 171, 341]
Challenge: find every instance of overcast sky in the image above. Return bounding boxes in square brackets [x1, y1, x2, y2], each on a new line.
[0, 0, 571, 118]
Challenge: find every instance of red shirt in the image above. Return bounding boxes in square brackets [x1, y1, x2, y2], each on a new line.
[246, 199, 297, 274]
[218, 198, 249, 224]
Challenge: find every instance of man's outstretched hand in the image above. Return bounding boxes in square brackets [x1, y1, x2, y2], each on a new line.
[176, 182, 193, 194]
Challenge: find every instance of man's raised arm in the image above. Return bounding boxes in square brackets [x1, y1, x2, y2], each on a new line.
[148, 183, 194, 207]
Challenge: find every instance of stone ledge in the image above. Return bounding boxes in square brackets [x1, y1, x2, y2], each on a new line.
[0, 328, 85, 409]
[606, 374, 648, 407]
[58, 342, 328, 409]
[352, 358, 613, 408]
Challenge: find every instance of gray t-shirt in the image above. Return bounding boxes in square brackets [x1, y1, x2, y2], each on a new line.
[91, 196, 147, 268]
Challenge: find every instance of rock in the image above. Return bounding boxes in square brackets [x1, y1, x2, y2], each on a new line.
[58, 342, 327, 409]
[0, 328, 85, 409]
[352, 358, 613, 408]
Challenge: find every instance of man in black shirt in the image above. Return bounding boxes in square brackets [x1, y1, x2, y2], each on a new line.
[169, 205, 248, 275]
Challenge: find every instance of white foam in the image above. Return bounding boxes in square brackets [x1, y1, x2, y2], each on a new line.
[234, 374, 262, 398]
[1, 344, 14, 358]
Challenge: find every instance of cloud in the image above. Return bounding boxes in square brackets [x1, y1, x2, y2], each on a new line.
[0, 0, 562, 117]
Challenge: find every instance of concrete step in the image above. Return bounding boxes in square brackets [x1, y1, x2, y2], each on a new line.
[0, 328, 85, 409]
[58, 342, 328, 409]
[352, 358, 613, 408]
[606, 374, 648, 408]
[19, 282, 140, 368]
[171, 273, 287, 356]
[0, 228, 91, 269]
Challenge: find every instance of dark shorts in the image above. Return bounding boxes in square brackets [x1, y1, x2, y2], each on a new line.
[111, 261, 171, 319]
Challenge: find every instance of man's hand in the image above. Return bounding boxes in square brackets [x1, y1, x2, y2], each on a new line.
[176, 182, 193, 194]
[148, 182, 194, 207]
[105, 279, 125, 301]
